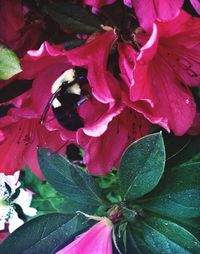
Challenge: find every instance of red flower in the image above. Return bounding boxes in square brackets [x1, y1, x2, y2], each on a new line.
[0, 0, 44, 57]
[84, 0, 116, 8]
[128, 11, 200, 135]
[0, 93, 66, 178]
[131, 0, 184, 31]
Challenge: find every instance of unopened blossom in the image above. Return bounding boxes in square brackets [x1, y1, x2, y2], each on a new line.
[0, 172, 37, 233]
[56, 217, 113, 254]
[127, 10, 200, 136]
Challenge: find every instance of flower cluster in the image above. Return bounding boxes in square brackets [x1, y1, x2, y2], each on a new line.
[0, 171, 36, 240]
[0, 0, 199, 179]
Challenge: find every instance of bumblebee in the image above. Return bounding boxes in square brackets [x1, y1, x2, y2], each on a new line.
[41, 67, 88, 131]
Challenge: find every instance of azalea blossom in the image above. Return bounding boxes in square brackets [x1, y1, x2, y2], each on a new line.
[17, 39, 150, 175]
[0, 91, 67, 178]
[0, 171, 37, 233]
[131, 0, 184, 31]
[56, 217, 113, 254]
[131, 0, 200, 32]
[84, 0, 116, 8]
[128, 10, 200, 136]
[0, 0, 44, 57]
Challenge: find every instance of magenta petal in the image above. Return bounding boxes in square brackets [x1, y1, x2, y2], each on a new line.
[190, 0, 200, 14]
[56, 219, 113, 254]
[132, 0, 183, 31]
[84, 0, 116, 8]
[0, 0, 24, 47]
[19, 42, 69, 80]
[132, 54, 196, 135]
[67, 31, 120, 103]
[118, 43, 137, 87]
[78, 108, 150, 175]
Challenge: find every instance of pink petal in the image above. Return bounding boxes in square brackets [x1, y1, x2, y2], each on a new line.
[79, 98, 124, 137]
[131, 52, 196, 135]
[0, 0, 24, 45]
[56, 219, 113, 254]
[19, 42, 69, 80]
[132, 0, 183, 31]
[78, 108, 150, 175]
[118, 43, 137, 87]
[67, 31, 120, 103]
[84, 0, 116, 8]
[0, 118, 66, 179]
[190, 0, 200, 15]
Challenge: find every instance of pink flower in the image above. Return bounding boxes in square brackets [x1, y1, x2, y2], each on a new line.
[131, 0, 183, 31]
[0, 230, 9, 243]
[78, 106, 149, 175]
[18, 38, 149, 175]
[66, 32, 149, 174]
[0, 0, 44, 57]
[19, 41, 77, 141]
[0, 92, 66, 178]
[128, 10, 200, 136]
[84, 0, 116, 8]
[190, 0, 200, 15]
[56, 218, 113, 254]
[66, 31, 120, 104]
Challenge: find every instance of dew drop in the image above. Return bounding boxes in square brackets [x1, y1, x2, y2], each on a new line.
[185, 99, 190, 104]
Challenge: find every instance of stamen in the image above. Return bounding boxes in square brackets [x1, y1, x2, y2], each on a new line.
[176, 57, 198, 77]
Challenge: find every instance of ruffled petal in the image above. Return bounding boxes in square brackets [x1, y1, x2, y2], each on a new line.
[67, 31, 119, 103]
[132, 0, 183, 31]
[78, 108, 150, 175]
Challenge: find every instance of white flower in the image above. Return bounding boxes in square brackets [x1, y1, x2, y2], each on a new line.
[0, 172, 37, 233]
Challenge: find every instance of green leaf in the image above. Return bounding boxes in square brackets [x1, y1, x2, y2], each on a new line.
[135, 217, 200, 254]
[138, 163, 200, 218]
[0, 46, 22, 80]
[164, 133, 200, 167]
[61, 197, 99, 215]
[0, 214, 88, 254]
[63, 39, 85, 50]
[126, 225, 153, 254]
[37, 148, 105, 208]
[119, 132, 165, 201]
[22, 167, 64, 215]
[42, 2, 101, 34]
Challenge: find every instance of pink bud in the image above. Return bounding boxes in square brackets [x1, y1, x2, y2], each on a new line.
[56, 218, 113, 254]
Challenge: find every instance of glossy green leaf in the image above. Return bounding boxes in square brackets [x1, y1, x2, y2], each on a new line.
[138, 163, 200, 218]
[0, 46, 22, 80]
[0, 214, 88, 254]
[22, 167, 64, 215]
[126, 225, 153, 254]
[164, 133, 200, 167]
[119, 132, 165, 200]
[136, 217, 200, 254]
[61, 197, 99, 215]
[42, 2, 101, 34]
[37, 148, 105, 207]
